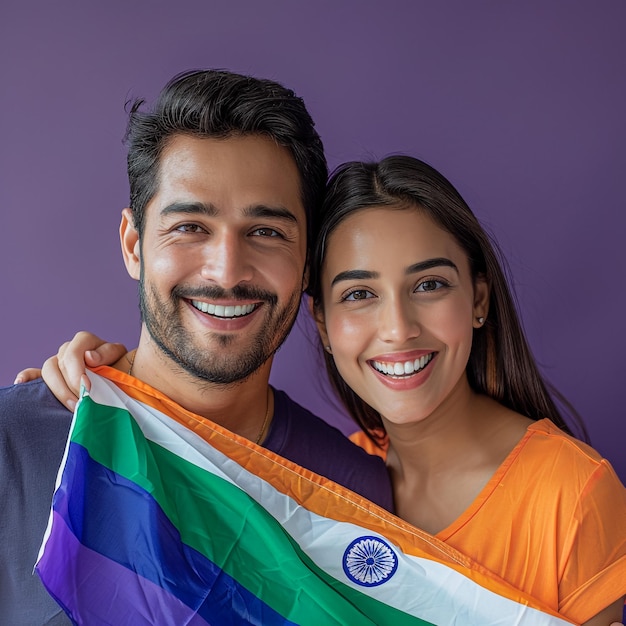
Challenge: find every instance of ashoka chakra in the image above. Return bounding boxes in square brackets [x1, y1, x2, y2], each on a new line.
[342, 536, 398, 587]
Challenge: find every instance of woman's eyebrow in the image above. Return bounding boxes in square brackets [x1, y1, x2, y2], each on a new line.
[331, 258, 458, 287]
[406, 258, 458, 275]
[331, 269, 378, 287]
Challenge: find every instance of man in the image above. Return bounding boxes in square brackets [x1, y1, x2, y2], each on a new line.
[0, 69, 392, 625]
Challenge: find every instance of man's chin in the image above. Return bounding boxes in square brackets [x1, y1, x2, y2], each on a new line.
[168, 346, 275, 386]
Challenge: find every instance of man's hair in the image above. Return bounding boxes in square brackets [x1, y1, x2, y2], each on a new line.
[124, 69, 328, 250]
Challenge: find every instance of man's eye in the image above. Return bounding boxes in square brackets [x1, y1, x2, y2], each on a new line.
[344, 289, 373, 301]
[252, 227, 280, 237]
[175, 224, 205, 233]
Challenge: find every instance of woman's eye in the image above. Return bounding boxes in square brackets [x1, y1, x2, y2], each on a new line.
[344, 289, 373, 301]
[415, 279, 447, 292]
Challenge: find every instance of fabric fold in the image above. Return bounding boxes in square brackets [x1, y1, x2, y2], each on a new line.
[36, 368, 574, 625]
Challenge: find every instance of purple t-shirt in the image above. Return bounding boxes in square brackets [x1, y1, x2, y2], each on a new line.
[264, 387, 393, 510]
[0, 379, 392, 625]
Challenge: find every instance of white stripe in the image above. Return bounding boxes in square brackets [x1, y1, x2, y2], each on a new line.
[85, 373, 572, 626]
[36, 381, 86, 567]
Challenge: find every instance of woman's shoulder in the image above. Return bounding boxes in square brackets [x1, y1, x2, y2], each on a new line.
[510, 418, 625, 503]
[476, 395, 606, 474]
[525, 418, 606, 463]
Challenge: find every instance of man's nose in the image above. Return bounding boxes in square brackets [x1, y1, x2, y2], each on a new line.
[199, 231, 254, 289]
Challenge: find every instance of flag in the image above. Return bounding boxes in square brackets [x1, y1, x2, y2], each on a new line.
[36, 368, 574, 625]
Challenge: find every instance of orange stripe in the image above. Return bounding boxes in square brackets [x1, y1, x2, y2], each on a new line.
[349, 429, 388, 458]
[90, 366, 573, 621]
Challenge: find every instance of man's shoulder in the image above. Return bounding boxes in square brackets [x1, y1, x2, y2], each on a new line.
[271, 389, 393, 511]
[0, 380, 73, 625]
[0, 377, 69, 407]
[274, 389, 365, 450]
[0, 379, 72, 444]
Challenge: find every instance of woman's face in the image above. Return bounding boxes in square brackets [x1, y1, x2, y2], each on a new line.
[316, 205, 488, 426]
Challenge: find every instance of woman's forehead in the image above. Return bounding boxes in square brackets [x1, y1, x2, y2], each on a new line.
[326, 205, 449, 250]
[320, 204, 473, 277]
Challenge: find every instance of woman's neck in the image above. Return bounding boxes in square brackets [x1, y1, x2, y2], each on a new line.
[383, 386, 533, 534]
[383, 378, 482, 473]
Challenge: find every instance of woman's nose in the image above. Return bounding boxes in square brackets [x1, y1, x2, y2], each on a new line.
[377, 297, 421, 343]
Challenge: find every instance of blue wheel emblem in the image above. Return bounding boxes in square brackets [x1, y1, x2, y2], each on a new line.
[342, 536, 398, 587]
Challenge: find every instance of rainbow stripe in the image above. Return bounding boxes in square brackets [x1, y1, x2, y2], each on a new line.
[36, 369, 574, 625]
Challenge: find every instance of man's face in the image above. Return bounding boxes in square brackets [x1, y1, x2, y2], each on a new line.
[127, 134, 308, 385]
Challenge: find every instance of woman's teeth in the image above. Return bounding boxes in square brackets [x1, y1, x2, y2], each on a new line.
[372, 353, 434, 377]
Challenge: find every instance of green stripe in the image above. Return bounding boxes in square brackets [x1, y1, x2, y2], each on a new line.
[71, 396, 432, 625]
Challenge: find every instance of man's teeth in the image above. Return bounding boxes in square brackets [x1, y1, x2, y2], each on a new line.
[191, 300, 256, 318]
[372, 353, 434, 377]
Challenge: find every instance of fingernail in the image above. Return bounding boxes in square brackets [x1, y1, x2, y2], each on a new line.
[13, 376, 23, 384]
[67, 399, 76, 412]
[86, 350, 101, 362]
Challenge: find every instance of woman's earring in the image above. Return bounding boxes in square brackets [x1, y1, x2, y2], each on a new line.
[477, 316, 485, 325]
[325, 345, 332, 354]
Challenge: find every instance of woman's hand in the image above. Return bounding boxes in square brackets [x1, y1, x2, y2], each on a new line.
[13, 331, 128, 411]
[13, 368, 43, 384]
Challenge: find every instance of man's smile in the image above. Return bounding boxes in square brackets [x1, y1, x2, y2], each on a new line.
[190, 300, 258, 319]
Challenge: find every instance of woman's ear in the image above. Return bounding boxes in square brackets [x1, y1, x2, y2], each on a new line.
[120, 208, 141, 280]
[307, 296, 331, 350]
[472, 275, 490, 328]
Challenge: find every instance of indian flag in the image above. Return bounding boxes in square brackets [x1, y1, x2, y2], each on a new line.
[36, 368, 573, 625]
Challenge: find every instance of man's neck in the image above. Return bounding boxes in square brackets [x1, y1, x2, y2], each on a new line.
[111, 334, 274, 442]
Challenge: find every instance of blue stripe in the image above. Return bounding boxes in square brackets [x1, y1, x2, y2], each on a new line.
[54, 442, 297, 626]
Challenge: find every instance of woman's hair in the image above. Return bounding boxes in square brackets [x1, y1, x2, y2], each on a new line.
[307, 155, 587, 444]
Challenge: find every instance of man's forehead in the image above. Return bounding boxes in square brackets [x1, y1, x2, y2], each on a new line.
[159, 133, 299, 178]
[148, 134, 307, 226]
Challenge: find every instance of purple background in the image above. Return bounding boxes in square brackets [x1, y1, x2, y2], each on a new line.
[1, 1, 624, 485]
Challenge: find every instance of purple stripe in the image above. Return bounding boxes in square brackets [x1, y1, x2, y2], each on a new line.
[37, 512, 211, 626]
[45, 442, 294, 625]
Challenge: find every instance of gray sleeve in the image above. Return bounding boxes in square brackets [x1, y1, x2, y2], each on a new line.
[0, 381, 73, 625]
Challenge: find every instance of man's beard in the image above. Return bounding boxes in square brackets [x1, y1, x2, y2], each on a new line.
[138, 274, 302, 385]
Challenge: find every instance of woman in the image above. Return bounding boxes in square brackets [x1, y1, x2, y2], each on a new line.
[306, 156, 626, 623]
[21, 155, 626, 623]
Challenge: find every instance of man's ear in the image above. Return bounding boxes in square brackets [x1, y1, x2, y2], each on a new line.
[472, 274, 490, 328]
[307, 295, 330, 349]
[301, 262, 310, 293]
[120, 208, 141, 280]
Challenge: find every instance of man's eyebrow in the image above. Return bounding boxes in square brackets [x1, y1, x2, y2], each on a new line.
[331, 258, 458, 288]
[160, 202, 218, 217]
[243, 205, 300, 224]
[159, 202, 299, 224]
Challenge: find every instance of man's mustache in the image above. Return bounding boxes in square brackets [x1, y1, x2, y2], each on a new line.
[171, 284, 278, 306]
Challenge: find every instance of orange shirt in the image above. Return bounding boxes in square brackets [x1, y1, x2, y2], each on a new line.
[351, 419, 626, 623]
